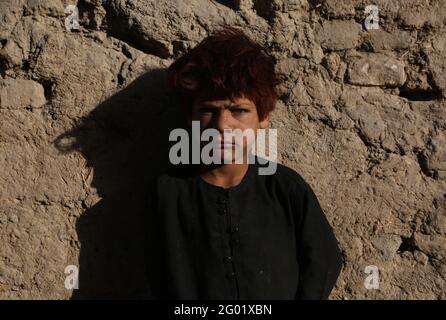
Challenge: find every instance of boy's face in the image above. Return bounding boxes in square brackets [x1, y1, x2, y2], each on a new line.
[189, 91, 270, 164]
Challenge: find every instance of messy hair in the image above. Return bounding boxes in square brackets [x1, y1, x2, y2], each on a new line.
[166, 26, 279, 121]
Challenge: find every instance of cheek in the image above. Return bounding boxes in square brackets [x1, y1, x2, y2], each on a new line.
[234, 113, 258, 127]
[198, 114, 211, 124]
[245, 134, 257, 149]
[233, 129, 257, 148]
[190, 114, 211, 129]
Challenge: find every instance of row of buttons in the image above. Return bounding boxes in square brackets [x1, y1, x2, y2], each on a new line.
[217, 202, 240, 244]
[217, 199, 228, 218]
[217, 195, 239, 291]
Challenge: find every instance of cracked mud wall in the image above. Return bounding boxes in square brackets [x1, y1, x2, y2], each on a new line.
[0, 0, 445, 299]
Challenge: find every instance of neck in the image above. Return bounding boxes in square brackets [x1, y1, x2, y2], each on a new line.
[199, 161, 250, 189]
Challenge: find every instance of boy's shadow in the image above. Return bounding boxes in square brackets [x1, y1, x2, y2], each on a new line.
[54, 68, 184, 299]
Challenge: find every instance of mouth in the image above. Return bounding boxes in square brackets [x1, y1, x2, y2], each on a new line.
[216, 140, 236, 148]
[219, 142, 236, 148]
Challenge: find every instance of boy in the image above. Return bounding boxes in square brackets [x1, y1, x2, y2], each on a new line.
[144, 26, 343, 300]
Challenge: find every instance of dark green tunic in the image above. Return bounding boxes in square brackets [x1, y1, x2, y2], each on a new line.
[144, 156, 343, 300]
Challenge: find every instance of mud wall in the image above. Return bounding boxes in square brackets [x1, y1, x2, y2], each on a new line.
[0, 0, 445, 299]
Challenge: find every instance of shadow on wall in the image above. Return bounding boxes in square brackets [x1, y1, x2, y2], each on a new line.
[53, 68, 185, 299]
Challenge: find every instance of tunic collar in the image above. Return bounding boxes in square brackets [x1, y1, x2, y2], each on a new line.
[196, 160, 256, 194]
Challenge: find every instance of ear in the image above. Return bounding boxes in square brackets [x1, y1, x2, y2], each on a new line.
[259, 113, 270, 129]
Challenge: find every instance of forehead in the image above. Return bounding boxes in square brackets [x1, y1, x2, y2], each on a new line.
[194, 92, 255, 107]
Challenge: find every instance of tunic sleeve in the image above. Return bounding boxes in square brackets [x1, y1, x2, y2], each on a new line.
[143, 177, 167, 299]
[292, 181, 343, 300]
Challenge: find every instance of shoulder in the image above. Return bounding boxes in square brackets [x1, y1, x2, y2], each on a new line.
[256, 156, 311, 194]
[275, 163, 310, 190]
[149, 163, 198, 190]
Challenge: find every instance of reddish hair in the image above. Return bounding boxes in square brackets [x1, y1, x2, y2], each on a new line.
[166, 26, 279, 121]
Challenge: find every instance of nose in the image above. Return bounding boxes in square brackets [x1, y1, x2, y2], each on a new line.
[212, 109, 233, 134]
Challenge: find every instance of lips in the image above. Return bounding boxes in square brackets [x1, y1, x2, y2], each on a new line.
[216, 140, 236, 148]
[219, 142, 235, 148]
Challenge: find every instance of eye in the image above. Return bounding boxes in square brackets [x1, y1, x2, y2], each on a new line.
[199, 107, 216, 114]
[232, 108, 248, 113]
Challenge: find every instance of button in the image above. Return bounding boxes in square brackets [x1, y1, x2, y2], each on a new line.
[223, 256, 232, 264]
[225, 271, 236, 279]
[226, 226, 239, 234]
[229, 238, 240, 246]
[218, 208, 227, 215]
[216, 198, 227, 205]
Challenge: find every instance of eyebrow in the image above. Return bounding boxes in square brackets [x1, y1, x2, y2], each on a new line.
[199, 102, 252, 109]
